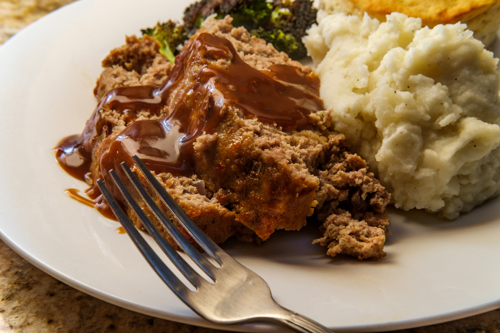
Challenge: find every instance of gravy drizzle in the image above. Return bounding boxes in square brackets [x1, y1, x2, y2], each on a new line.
[54, 33, 324, 213]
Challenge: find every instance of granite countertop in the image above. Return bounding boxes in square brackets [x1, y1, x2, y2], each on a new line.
[1, 1, 500, 332]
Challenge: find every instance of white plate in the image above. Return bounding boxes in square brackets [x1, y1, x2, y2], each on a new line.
[0, 0, 499, 331]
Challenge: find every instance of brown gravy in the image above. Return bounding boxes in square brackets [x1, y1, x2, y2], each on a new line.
[54, 32, 323, 212]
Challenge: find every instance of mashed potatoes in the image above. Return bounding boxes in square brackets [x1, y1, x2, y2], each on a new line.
[316, 0, 500, 47]
[304, 12, 500, 219]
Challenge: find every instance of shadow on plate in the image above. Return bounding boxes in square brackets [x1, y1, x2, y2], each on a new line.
[384, 195, 500, 248]
[221, 195, 500, 266]
[222, 219, 396, 267]
[389, 195, 500, 229]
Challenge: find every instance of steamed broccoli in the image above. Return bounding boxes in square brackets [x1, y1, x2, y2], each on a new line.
[141, 0, 316, 62]
[183, 0, 317, 59]
[250, 27, 302, 59]
[217, 0, 273, 31]
[141, 20, 188, 63]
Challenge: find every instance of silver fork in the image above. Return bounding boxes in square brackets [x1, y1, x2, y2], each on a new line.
[96, 155, 332, 333]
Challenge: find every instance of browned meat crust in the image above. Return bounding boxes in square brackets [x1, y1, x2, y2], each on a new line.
[194, 112, 322, 240]
[60, 16, 390, 260]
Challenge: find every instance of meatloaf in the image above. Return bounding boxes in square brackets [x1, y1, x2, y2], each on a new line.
[55, 16, 390, 260]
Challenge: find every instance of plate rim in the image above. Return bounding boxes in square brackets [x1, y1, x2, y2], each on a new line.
[0, 0, 499, 331]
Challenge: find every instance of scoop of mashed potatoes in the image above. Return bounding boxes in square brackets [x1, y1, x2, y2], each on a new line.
[304, 11, 500, 219]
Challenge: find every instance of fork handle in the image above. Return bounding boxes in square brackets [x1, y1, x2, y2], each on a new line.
[272, 307, 333, 333]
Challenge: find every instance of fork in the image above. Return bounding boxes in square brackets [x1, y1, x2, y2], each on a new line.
[96, 155, 332, 333]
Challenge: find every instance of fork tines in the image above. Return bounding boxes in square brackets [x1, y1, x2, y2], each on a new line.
[97, 156, 333, 333]
[96, 156, 221, 295]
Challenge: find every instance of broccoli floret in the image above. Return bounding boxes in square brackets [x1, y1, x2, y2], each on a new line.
[219, 0, 273, 31]
[141, 21, 188, 63]
[182, 0, 317, 59]
[142, 0, 316, 61]
[250, 27, 304, 60]
[273, 0, 317, 34]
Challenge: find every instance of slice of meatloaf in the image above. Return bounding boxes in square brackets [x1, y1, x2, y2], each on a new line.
[55, 16, 390, 259]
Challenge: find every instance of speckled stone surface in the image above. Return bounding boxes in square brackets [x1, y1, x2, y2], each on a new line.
[1, 1, 500, 332]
